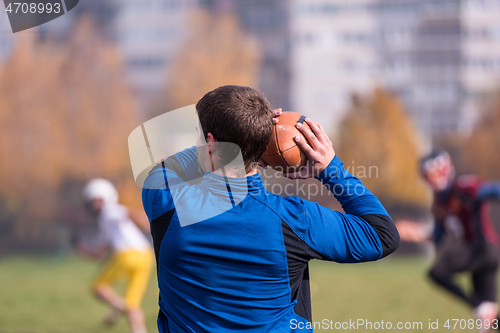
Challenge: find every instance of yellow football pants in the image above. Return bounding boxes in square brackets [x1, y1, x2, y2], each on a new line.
[93, 249, 154, 309]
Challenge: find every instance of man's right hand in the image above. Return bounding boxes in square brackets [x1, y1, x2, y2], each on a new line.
[283, 117, 336, 179]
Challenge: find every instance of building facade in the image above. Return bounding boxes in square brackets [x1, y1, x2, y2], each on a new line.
[291, 0, 500, 136]
[2, 0, 500, 136]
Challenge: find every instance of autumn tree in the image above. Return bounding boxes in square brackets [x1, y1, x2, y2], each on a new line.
[463, 93, 500, 179]
[336, 88, 430, 211]
[164, 8, 261, 111]
[0, 17, 140, 252]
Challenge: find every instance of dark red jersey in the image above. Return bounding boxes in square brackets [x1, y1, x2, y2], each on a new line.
[433, 175, 500, 247]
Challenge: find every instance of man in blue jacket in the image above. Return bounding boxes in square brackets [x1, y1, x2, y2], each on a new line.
[142, 85, 400, 332]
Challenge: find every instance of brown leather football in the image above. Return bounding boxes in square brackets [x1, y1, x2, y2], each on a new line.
[261, 112, 312, 173]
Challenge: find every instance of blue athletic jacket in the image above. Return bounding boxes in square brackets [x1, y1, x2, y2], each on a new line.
[142, 146, 399, 332]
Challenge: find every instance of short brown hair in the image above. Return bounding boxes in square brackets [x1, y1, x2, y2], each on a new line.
[196, 85, 273, 173]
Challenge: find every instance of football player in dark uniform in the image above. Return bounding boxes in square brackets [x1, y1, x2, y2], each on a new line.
[397, 150, 500, 332]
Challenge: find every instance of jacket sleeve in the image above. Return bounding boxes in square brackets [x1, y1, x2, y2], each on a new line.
[142, 146, 201, 222]
[478, 181, 500, 202]
[281, 155, 400, 263]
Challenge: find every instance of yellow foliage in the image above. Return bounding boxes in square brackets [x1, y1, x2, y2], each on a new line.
[336, 88, 430, 209]
[464, 93, 500, 179]
[0, 17, 140, 245]
[165, 8, 262, 110]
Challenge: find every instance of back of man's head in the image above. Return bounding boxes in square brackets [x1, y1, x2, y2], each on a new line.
[196, 85, 273, 173]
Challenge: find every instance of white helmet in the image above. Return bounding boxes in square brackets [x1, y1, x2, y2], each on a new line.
[82, 178, 118, 205]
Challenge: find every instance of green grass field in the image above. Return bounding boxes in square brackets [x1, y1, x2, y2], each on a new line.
[0, 255, 485, 332]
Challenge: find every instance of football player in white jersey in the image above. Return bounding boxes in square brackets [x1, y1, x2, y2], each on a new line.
[76, 178, 153, 333]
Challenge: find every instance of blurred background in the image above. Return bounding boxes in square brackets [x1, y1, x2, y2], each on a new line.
[0, 0, 500, 332]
